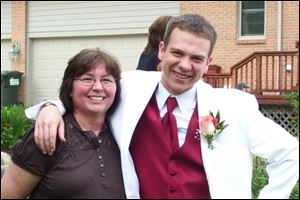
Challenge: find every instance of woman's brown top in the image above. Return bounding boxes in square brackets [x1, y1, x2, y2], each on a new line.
[12, 113, 126, 199]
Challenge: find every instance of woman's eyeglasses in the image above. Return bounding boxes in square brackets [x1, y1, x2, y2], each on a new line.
[74, 76, 115, 86]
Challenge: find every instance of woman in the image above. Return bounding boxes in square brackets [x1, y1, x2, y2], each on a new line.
[1, 48, 126, 199]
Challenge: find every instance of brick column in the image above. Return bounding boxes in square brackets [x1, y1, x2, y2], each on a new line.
[11, 1, 27, 104]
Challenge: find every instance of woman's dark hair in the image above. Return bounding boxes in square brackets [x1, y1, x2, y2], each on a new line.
[144, 16, 173, 55]
[59, 48, 121, 117]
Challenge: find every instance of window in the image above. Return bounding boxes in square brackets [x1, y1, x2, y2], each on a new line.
[239, 1, 265, 39]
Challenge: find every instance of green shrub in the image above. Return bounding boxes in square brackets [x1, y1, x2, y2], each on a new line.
[252, 156, 299, 199]
[290, 181, 299, 199]
[1, 105, 32, 150]
[252, 156, 269, 198]
[285, 92, 299, 137]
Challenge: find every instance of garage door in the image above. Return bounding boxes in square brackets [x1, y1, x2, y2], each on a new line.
[1, 40, 11, 71]
[29, 35, 147, 105]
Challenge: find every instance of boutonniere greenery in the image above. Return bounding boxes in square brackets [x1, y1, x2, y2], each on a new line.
[195, 110, 228, 149]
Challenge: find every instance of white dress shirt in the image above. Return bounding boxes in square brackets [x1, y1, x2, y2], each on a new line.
[156, 83, 197, 147]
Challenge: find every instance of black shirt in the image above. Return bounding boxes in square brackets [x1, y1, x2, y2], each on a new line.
[12, 113, 126, 199]
[136, 49, 160, 71]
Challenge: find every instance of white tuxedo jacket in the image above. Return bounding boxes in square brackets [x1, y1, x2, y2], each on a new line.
[26, 70, 299, 199]
[109, 71, 298, 199]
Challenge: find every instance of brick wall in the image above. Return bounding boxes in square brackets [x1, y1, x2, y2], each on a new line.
[11, 1, 27, 104]
[180, 1, 299, 73]
[282, 2, 299, 51]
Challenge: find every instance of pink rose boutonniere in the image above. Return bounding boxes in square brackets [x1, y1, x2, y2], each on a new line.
[195, 110, 228, 149]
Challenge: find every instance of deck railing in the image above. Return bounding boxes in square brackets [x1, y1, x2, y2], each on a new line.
[203, 50, 299, 104]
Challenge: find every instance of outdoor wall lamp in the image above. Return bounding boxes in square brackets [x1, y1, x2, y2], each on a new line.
[9, 42, 20, 61]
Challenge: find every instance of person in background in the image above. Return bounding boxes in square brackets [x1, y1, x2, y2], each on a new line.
[1, 48, 126, 199]
[237, 81, 250, 92]
[136, 15, 173, 71]
[25, 14, 298, 199]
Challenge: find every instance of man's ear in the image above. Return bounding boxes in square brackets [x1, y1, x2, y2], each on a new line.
[158, 41, 165, 61]
[204, 56, 213, 73]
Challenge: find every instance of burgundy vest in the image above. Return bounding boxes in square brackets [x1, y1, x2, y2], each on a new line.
[129, 94, 210, 199]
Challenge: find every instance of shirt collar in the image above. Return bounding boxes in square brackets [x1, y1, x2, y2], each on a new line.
[156, 83, 197, 112]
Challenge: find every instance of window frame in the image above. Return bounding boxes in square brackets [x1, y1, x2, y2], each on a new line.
[238, 1, 266, 40]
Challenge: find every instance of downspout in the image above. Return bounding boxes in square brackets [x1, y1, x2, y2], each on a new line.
[277, 1, 282, 90]
[277, 1, 282, 51]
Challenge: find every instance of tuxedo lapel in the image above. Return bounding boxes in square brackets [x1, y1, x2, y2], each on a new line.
[196, 81, 219, 179]
[112, 71, 162, 149]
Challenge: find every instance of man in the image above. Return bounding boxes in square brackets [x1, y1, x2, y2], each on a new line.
[25, 14, 299, 199]
[237, 81, 250, 92]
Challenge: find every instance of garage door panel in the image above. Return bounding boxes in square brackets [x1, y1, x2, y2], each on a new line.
[30, 35, 146, 105]
[35, 59, 51, 68]
[34, 77, 51, 88]
[53, 59, 67, 70]
[69, 41, 85, 50]
[1, 40, 11, 71]
[34, 72, 50, 78]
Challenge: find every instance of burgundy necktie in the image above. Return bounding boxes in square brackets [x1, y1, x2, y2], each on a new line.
[162, 97, 179, 152]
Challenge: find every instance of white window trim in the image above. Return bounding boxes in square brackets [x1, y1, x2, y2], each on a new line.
[237, 1, 266, 40]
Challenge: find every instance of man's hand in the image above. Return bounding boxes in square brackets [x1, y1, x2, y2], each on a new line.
[34, 105, 65, 155]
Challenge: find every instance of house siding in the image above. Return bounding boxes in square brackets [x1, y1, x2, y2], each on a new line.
[1, 1, 12, 38]
[28, 1, 179, 37]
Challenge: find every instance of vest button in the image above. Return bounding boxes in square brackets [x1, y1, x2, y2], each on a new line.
[169, 187, 176, 193]
[170, 171, 176, 176]
[170, 155, 175, 160]
[101, 181, 108, 189]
